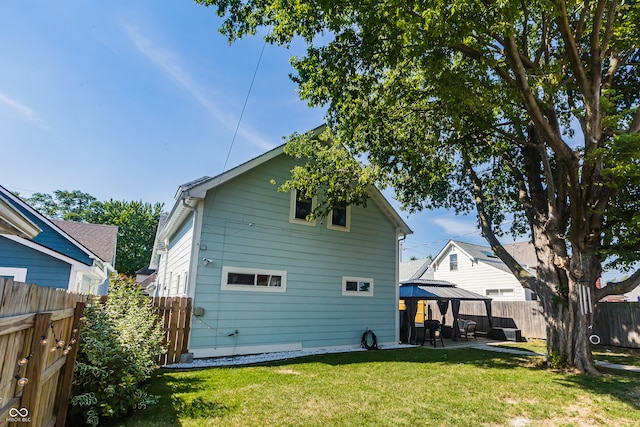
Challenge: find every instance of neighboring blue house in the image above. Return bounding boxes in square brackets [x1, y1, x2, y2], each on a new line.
[150, 140, 412, 358]
[0, 185, 117, 293]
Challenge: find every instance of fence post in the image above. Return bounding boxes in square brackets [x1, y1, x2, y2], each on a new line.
[180, 297, 192, 355]
[21, 311, 53, 427]
[55, 301, 86, 427]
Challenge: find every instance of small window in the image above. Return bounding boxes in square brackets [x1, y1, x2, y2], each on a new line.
[328, 202, 351, 232]
[222, 266, 287, 292]
[342, 276, 373, 296]
[290, 189, 316, 226]
[449, 254, 458, 271]
[486, 288, 515, 297]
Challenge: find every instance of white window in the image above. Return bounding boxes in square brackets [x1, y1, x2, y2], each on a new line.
[342, 276, 373, 296]
[328, 202, 351, 232]
[221, 266, 287, 292]
[486, 288, 515, 297]
[0, 267, 27, 282]
[290, 189, 317, 226]
[449, 254, 458, 271]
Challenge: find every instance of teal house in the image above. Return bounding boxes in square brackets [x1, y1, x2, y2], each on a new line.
[150, 140, 412, 358]
[0, 185, 117, 294]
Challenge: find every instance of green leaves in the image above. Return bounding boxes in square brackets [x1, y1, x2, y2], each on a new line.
[70, 276, 165, 426]
[279, 126, 376, 219]
[23, 190, 163, 276]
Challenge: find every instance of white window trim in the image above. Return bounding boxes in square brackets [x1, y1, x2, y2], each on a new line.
[342, 276, 374, 296]
[221, 266, 287, 293]
[327, 205, 351, 232]
[449, 253, 458, 271]
[0, 267, 27, 282]
[486, 288, 515, 297]
[290, 190, 317, 226]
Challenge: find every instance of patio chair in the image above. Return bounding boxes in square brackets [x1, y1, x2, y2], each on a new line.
[422, 320, 444, 347]
[459, 320, 477, 340]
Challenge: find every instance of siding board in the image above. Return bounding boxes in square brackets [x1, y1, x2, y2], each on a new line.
[184, 153, 400, 355]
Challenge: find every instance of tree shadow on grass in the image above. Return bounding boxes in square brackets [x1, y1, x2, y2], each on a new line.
[249, 346, 640, 411]
[120, 369, 233, 426]
[113, 370, 191, 426]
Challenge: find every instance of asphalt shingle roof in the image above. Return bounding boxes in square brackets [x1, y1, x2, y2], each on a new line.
[51, 219, 118, 264]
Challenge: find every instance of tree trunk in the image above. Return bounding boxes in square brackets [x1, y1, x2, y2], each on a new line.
[537, 248, 601, 375]
[543, 293, 599, 375]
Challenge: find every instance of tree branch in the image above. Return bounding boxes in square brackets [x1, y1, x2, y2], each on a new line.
[555, 0, 593, 100]
[464, 155, 537, 289]
[503, 35, 578, 163]
[596, 268, 640, 300]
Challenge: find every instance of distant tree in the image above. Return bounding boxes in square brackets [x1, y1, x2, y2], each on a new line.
[86, 200, 164, 276]
[23, 191, 163, 276]
[25, 190, 98, 221]
[198, 0, 640, 374]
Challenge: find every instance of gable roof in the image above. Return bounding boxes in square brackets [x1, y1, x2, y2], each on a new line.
[400, 258, 433, 281]
[161, 138, 412, 241]
[0, 185, 99, 265]
[432, 239, 536, 274]
[51, 219, 118, 264]
[0, 190, 41, 239]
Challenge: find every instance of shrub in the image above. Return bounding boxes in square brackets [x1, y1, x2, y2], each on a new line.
[69, 275, 166, 425]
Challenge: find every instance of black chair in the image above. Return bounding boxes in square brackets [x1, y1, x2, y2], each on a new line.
[422, 320, 444, 347]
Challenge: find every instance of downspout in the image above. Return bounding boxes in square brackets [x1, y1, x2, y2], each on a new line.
[182, 196, 198, 296]
[180, 193, 199, 359]
[395, 230, 407, 344]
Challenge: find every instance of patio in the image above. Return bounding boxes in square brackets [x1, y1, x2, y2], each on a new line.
[399, 279, 493, 345]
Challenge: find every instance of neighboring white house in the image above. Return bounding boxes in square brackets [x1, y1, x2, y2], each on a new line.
[149, 138, 412, 358]
[426, 240, 538, 301]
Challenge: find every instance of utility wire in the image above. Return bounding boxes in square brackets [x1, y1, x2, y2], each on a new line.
[222, 39, 268, 172]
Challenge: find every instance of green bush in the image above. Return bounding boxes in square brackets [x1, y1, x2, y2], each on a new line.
[69, 275, 166, 425]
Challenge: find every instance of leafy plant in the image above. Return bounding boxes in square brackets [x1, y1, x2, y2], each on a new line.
[69, 275, 166, 425]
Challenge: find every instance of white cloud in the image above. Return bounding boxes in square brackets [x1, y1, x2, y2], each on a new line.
[433, 217, 478, 237]
[0, 90, 49, 130]
[0, 91, 34, 118]
[122, 23, 273, 152]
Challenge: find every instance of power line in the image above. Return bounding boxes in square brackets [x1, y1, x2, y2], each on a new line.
[222, 39, 268, 173]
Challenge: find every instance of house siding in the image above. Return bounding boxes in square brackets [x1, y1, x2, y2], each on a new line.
[159, 213, 194, 296]
[0, 235, 72, 289]
[433, 245, 527, 301]
[8, 202, 93, 266]
[189, 154, 399, 356]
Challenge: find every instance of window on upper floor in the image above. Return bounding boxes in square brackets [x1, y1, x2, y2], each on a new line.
[449, 254, 458, 271]
[342, 276, 373, 296]
[328, 202, 351, 232]
[290, 189, 316, 226]
[221, 266, 287, 293]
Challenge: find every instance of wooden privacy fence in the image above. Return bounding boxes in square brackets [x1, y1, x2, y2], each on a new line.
[152, 296, 192, 366]
[0, 279, 87, 427]
[424, 300, 640, 348]
[593, 302, 640, 348]
[100, 294, 193, 366]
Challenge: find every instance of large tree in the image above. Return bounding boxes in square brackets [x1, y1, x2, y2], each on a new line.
[24, 191, 163, 276]
[199, 0, 640, 373]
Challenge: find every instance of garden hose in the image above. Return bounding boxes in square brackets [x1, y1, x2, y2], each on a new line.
[361, 329, 378, 350]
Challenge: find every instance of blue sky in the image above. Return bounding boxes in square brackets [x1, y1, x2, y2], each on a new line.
[0, 1, 533, 264]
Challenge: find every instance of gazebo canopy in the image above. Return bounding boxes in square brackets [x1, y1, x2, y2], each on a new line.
[399, 279, 493, 342]
[399, 279, 491, 301]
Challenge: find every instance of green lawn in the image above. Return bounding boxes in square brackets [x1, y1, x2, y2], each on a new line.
[116, 347, 640, 427]
[497, 339, 640, 367]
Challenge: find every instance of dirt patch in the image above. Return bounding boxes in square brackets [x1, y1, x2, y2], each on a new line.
[276, 368, 301, 375]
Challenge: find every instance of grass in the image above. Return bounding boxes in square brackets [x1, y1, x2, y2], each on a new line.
[115, 347, 640, 427]
[497, 339, 640, 367]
